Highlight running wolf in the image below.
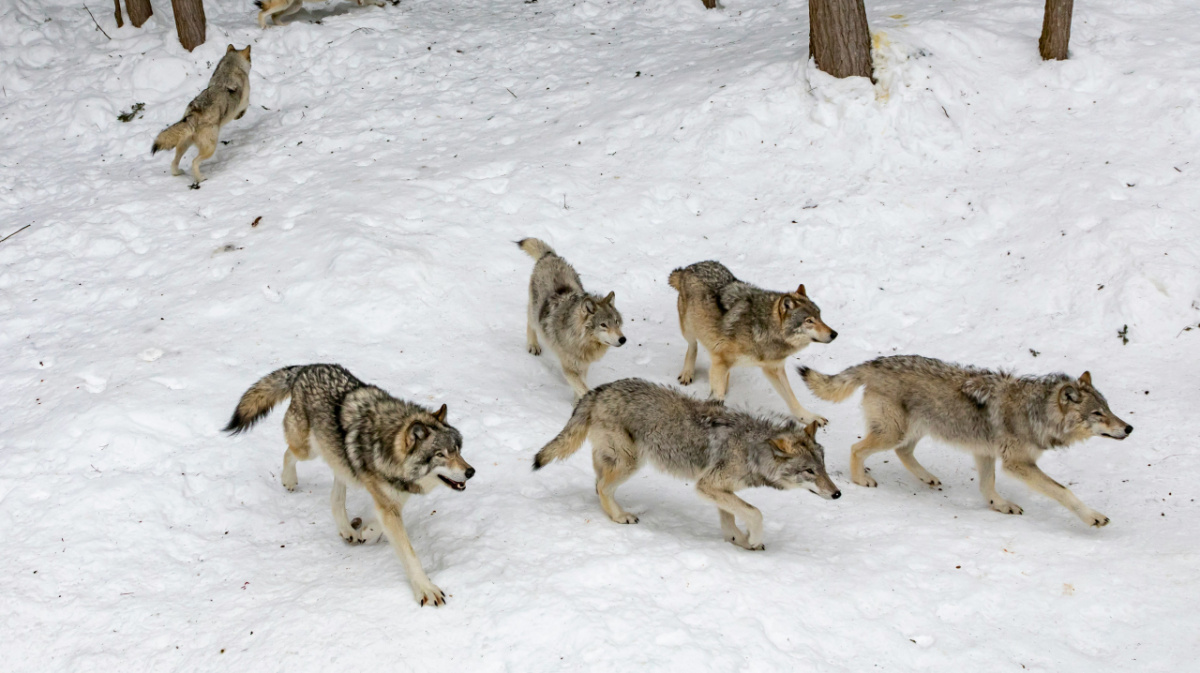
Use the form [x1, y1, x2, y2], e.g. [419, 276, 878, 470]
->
[518, 238, 626, 399]
[532, 378, 840, 550]
[152, 45, 251, 187]
[668, 261, 837, 425]
[800, 356, 1133, 527]
[224, 364, 474, 606]
[255, 0, 386, 29]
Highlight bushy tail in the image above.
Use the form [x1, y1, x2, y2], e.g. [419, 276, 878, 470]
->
[532, 390, 597, 470]
[151, 118, 194, 155]
[667, 267, 685, 291]
[224, 366, 304, 434]
[517, 238, 555, 261]
[798, 365, 865, 403]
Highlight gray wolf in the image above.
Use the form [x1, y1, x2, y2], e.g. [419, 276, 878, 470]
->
[224, 364, 474, 606]
[152, 45, 251, 187]
[518, 238, 625, 400]
[669, 261, 837, 425]
[532, 378, 840, 550]
[256, 0, 386, 28]
[800, 356, 1133, 527]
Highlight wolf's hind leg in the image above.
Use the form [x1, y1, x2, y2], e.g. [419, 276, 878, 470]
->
[526, 305, 541, 355]
[592, 430, 640, 524]
[894, 439, 940, 487]
[849, 431, 901, 488]
[170, 141, 191, 176]
[281, 406, 311, 491]
[975, 455, 1022, 514]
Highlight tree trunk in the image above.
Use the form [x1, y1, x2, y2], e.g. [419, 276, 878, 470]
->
[172, 0, 207, 52]
[125, 0, 152, 28]
[114, 0, 124, 28]
[809, 0, 873, 80]
[1039, 0, 1073, 61]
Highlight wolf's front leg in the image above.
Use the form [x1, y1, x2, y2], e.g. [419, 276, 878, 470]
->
[761, 364, 827, 427]
[1003, 460, 1107, 527]
[697, 481, 764, 550]
[718, 509, 749, 548]
[975, 455, 1022, 514]
[367, 488, 446, 606]
[563, 365, 589, 401]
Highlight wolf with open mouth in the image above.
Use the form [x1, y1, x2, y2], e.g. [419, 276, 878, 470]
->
[224, 363, 474, 607]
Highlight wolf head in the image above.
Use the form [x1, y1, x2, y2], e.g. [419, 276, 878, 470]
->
[226, 44, 251, 65]
[583, 291, 626, 347]
[1055, 371, 1133, 443]
[775, 285, 837, 347]
[766, 421, 841, 499]
[395, 404, 475, 492]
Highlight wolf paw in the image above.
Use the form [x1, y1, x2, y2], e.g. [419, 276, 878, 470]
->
[610, 512, 639, 524]
[188, 182, 201, 190]
[528, 344, 541, 356]
[804, 414, 829, 428]
[733, 538, 764, 551]
[1082, 510, 1110, 528]
[989, 499, 1023, 515]
[171, 166, 183, 176]
[281, 475, 298, 492]
[922, 476, 942, 488]
[412, 581, 446, 607]
[853, 472, 878, 488]
[678, 371, 694, 386]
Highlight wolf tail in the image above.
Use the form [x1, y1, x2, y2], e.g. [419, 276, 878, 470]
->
[151, 118, 195, 155]
[667, 267, 686, 291]
[516, 237, 555, 261]
[532, 390, 598, 470]
[798, 364, 865, 403]
[223, 366, 305, 434]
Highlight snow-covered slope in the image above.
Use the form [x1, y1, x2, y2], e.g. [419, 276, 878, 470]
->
[2, 0, 1198, 670]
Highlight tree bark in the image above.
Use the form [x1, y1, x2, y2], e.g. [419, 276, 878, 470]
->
[114, 0, 124, 28]
[809, 0, 873, 80]
[125, 0, 152, 28]
[172, 0, 207, 52]
[1039, 0, 1073, 61]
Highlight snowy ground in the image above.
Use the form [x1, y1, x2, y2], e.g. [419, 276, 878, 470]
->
[3, 0, 1199, 669]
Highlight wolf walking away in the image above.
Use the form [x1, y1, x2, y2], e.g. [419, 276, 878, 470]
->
[532, 378, 839, 550]
[668, 261, 837, 425]
[224, 364, 474, 606]
[152, 45, 251, 188]
[256, 0, 387, 29]
[518, 238, 626, 400]
[800, 356, 1133, 527]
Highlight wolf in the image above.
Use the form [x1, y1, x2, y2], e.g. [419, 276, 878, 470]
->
[255, 0, 387, 29]
[668, 261, 837, 425]
[224, 364, 474, 606]
[152, 45, 251, 188]
[518, 238, 626, 400]
[800, 356, 1133, 527]
[532, 378, 840, 550]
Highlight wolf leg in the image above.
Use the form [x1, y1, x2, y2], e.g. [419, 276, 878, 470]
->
[761, 363, 827, 426]
[563, 365, 589, 401]
[849, 431, 901, 488]
[678, 338, 698, 385]
[366, 486, 446, 606]
[592, 430, 640, 524]
[1003, 460, 1108, 527]
[170, 141, 191, 176]
[526, 305, 541, 355]
[280, 407, 311, 491]
[975, 455, 1022, 514]
[696, 481, 764, 550]
[894, 439, 940, 487]
[189, 127, 217, 185]
[708, 354, 731, 401]
[718, 509, 749, 548]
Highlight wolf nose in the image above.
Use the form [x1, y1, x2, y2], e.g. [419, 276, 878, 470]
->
[465, 467, 475, 479]
[1124, 425, 1133, 435]
[618, 336, 626, 345]
[831, 490, 841, 500]
[828, 331, 838, 341]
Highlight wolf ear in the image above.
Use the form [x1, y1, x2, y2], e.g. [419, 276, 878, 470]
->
[795, 284, 807, 297]
[409, 422, 430, 445]
[1079, 371, 1092, 386]
[804, 421, 818, 438]
[226, 44, 236, 53]
[770, 437, 795, 455]
[602, 291, 615, 305]
[583, 299, 596, 315]
[432, 404, 447, 423]
[1059, 384, 1081, 405]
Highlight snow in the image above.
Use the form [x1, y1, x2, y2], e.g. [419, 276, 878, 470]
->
[2, 0, 1199, 670]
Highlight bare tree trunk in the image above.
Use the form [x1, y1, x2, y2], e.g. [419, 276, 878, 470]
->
[1039, 0, 1073, 61]
[172, 0, 207, 52]
[701, 0, 719, 8]
[114, 0, 124, 28]
[126, 0, 152, 27]
[809, 0, 873, 80]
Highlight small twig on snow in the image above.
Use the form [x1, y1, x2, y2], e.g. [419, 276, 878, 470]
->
[506, 88, 517, 98]
[84, 5, 112, 39]
[0, 224, 32, 245]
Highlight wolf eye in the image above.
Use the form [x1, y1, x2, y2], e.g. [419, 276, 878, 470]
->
[600, 323, 608, 328]
[802, 469, 815, 476]
[1091, 411, 1104, 417]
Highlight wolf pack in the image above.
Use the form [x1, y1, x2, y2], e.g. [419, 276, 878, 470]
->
[154, 7, 1132, 609]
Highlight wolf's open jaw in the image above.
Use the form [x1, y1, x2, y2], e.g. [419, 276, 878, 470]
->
[439, 475, 466, 491]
